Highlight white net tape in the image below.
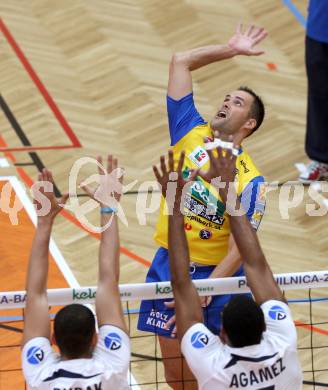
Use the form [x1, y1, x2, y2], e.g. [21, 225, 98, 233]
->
[1, 270, 328, 309]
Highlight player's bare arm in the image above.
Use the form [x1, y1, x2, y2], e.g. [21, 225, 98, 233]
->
[22, 170, 69, 346]
[198, 137, 284, 305]
[153, 151, 203, 340]
[208, 235, 241, 280]
[81, 155, 127, 334]
[168, 23, 268, 100]
[163, 234, 241, 337]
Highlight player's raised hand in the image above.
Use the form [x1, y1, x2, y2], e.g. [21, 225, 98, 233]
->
[80, 155, 124, 207]
[153, 150, 197, 213]
[228, 23, 268, 56]
[198, 133, 238, 203]
[153, 150, 186, 195]
[33, 169, 69, 221]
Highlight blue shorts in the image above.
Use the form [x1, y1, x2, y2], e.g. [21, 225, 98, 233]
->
[137, 247, 246, 338]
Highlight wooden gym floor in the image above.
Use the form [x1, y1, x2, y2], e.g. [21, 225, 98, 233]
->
[0, 0, 327, 388]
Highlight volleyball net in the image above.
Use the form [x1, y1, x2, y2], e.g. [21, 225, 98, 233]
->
[1, 270, 328, 389]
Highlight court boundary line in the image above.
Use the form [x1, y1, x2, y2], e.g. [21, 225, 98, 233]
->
[0, 94, 62, 197]
[0, 17, 81, 151]
[0, 176, 79, 287]
[282, 0, 306, 28]
[0, 134, 151, 268]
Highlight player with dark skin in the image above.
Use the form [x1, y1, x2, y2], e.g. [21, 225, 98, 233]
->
[152, 137, 301, 389]
[153, 144, 284, 340]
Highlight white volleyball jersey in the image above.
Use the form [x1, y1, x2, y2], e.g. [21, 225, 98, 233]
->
[22, 325, 130, 390]
[181, 300, 302, 389]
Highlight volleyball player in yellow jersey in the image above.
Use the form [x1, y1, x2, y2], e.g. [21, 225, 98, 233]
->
[137, 23, 268, 389]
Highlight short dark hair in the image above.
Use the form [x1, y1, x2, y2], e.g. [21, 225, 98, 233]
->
[222, 295, 266, 347]
[238, 86, 265, 133]
[54, 304, 96, 359]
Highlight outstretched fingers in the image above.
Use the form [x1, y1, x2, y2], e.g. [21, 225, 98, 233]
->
[96, 155, 104, 175]
[207, 148, 217, 167]
[168, 150, 174, 172]
[160, 155, 167, 177]
[246, 24, 255, 37]
[108, 154, 118, 174]
[225, 147, 233, 161]
[216, 145, 223, 161]
[59, 193, 69, 206]
[251, 26, 265, 39]
[153, 164, 162, 183]
[41, 168, 50, 184]
[106, 155, 112, 173]
[177, 151, 185, 174]
[41, 169, 55, 195]
[47, 170, 54, 184]
[252, 29, 268, 45]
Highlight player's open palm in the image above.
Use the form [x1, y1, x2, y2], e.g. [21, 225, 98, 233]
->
[153, 151, 185, 194]
[153, 151, 197, 213]
[198, 133, 237, 203]
[80, 155, 124, 207]
[228, 23, 268, 56]
[33, 169, 69, 220]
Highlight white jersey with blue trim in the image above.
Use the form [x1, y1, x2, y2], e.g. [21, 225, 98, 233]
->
[22, 325, 130, 390]
[181, 300, 302, 389]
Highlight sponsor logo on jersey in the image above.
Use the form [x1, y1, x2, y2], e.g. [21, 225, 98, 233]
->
[145, 309, 169, 330]
[27, 346, 44, 365]
[189, 146, 209, 168]
[184, 193, 225, 226]
[182, 167, 226, 226]
[240, 159, 250, 174]
[199, 229, 212, 239]
[104, 332, 122, 350]
[268, 305, 287, 320]
[191, 331, 209, 349]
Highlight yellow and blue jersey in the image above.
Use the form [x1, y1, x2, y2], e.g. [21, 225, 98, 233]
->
[154, 93, 266, 265]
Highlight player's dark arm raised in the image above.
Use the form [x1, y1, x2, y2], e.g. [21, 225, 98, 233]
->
[228, 206, 284, 305]
[198, 141, 285, 305]
[153, 151, 203, 340]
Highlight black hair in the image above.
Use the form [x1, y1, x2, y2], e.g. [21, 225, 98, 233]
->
[238, 86, 265, 133]
[54, 304, 96, 359]
[222, 295, 266, 347]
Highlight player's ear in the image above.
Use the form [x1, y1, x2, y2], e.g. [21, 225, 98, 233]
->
[243, 118, 256, 136]
[51, 333, 57, 346]
[91, 331, 98, 347]
[219, 327, 228, 345]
